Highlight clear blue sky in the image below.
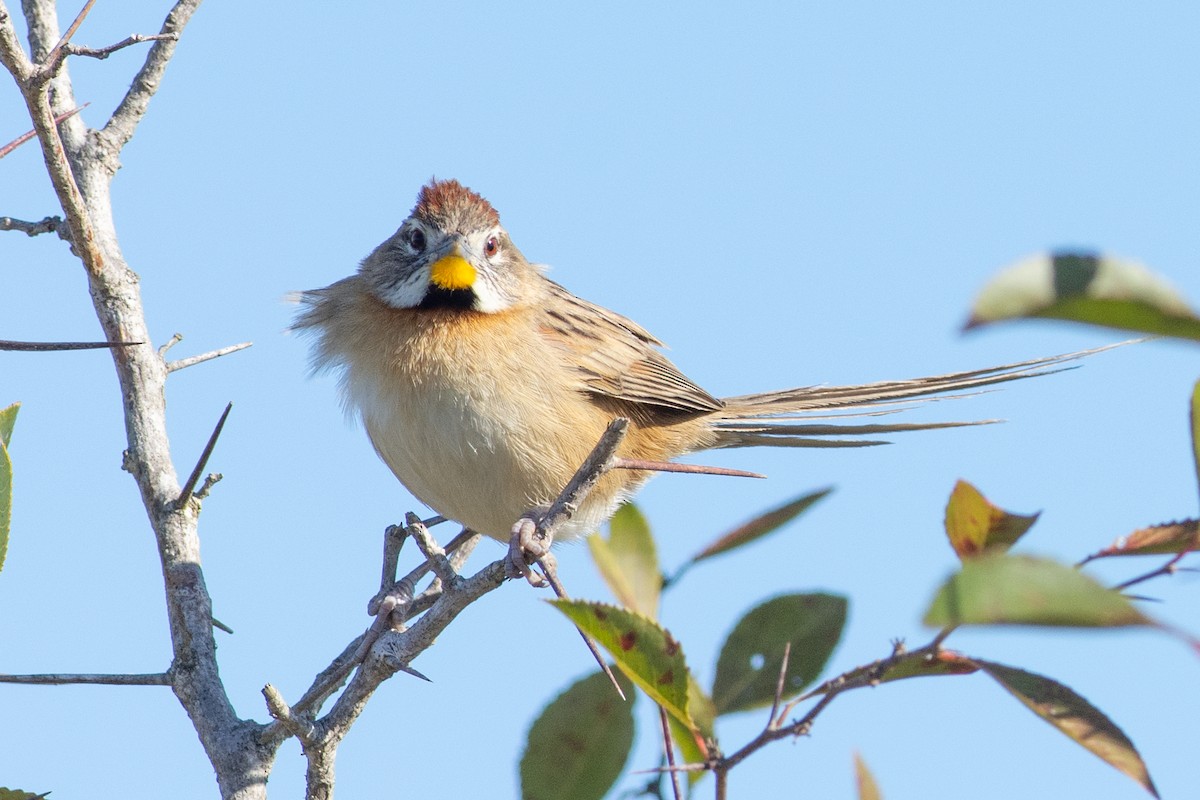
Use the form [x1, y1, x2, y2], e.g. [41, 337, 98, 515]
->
[3, 3, 1199, 798]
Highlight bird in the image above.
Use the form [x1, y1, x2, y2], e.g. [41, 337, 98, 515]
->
[294, 178, 1082, 580]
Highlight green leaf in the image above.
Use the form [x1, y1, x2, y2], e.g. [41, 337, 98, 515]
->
[667, 676, 715, 786]
[944, 479, 1039, 560]
[0, 402, 18, 448]
[0, 437, 11, 576]
[854, 752, 882, 800]
[520, 669, 635, 800]
[924, 555, 1151, 628]
[977, 660, 1159, 797]
[0, 790, 51, 800]
[689, 488, 831, 565]
[803, 648, 979, 698]
[1083, 519, 1200, 560]
[965, 251, 1200, 340]
[712, 593, 847, 715]
[550, 599, 692, 731]
[587, 503, 661, 616]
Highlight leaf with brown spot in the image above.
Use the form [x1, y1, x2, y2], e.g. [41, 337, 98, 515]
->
[944, 479, 1039, 560]
[977, 660, 1159, 797]
[520, 669, 635, 800]
[550, 599, 693, 732]
[1084, 519, 1200, 560]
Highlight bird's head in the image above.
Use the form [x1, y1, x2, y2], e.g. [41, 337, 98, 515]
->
[359, 179, 537, 313]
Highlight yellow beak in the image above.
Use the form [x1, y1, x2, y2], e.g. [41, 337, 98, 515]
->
[429, 250, 477, 291]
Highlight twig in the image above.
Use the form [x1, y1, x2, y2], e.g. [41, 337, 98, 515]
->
[194, 472, 222, 500]
[659, 706, 684, 800]
[177, 402, 232, 507]
[614, 457, 765, 479]
[40, 0, 96, 78]
[157, 332, 183, 357]
[1113, 550, 1190, 591]
[0, 215, 67, 236]
[0, 339, 139, 351]
[0, 671, 171, 685]
[262, 683, 317, 745]
[166, 341, 252, 373]
[768, 642, 792, 729]
[64, 32, 178, 61]
[0, 102, 86, 158]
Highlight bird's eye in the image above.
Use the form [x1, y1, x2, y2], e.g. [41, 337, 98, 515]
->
[484, 236, 500, 257]
[407, 228, 427, 253]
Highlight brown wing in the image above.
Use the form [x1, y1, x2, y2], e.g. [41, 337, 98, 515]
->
[538, 280, 723, 415]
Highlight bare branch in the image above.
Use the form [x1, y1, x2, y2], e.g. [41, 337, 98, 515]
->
[0, 671, 171, 686]
[39, 0, 97, 79]
[102, 0, 205, 151]
[659, 706, 684, 800]
[0, 339, 139, 351]
[194, 472, 222, 500]
[0, 215, 69, 237]
[262, 684, 316, 745]
[158, 332, 184, 357]
[166, 341, 253, 373]
[178, 402, 232, 507]
[64, 32, 178, 61]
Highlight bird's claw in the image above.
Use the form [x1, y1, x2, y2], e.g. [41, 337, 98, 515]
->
[506, 515, 551, 587]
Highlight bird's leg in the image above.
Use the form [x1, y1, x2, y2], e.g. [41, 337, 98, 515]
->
[506, 508, 553, 587]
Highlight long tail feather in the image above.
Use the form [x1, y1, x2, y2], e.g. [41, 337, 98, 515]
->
[711, 342, 1127, 448]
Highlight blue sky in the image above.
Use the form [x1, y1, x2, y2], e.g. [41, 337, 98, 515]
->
[3, 2, 1199, 798]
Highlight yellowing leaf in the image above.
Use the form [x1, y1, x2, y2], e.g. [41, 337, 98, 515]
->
[1083, 520, 1200, 560]
[978, 661, 1159, 797]
[550, 599, 692, 732]
[689, 487, 831, 565]
[854, 752, 882, 800]
[520, 669, 635, 800]
[712, 593, 846, 715]
[587, 503, 661, 616]
[966, 251, 1200, 341]
[924, 555, 1151, 628]
[944, 479, 1039, 560]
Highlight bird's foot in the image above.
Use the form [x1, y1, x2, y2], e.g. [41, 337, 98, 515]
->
[506, 513, 553, 587]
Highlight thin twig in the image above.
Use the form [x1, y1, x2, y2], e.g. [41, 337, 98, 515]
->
[194, 472, 222, 500]
[1113, 550, 1190, 591]
[40, 0, 96, 78]
[0, 339, 140, 351]
[0, 102, 86, 158]
[0, 215, 67, 236]
[768, 642, 792, 729]
[0, 672, 171, 685]
[262, 683, 317, 745]
[64, 32, 178, 60]
[613, 457, 765, 479]
[157, 332, 183, 357]
[659, 706, 684, 800]
[166, 341, 252, 373]
[177, 402, 232, 507]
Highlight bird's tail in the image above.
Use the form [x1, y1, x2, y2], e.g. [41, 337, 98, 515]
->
[708, 343, 1124, 449]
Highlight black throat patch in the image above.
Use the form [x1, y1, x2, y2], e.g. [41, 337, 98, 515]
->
[418, 286, 477, 310]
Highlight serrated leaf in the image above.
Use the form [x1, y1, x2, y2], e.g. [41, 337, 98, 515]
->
[550, 599, 692, 731]
[0, 438, 11, 575]
[803, 648, 979, 698]
[854, 752, 882, 800]
[521, 669, 635, 800]
[977, 660, 1159, 797]
[712, 593, 847, 715]
[690, 487, 831, 564]
[1084, 520, 1200, 560]
[587, 503, 661, 616]
[0, 403, 18, 448]
[924, 555, 1151, 628]
[944, 479, 1039, 560]
[966, 251, 1200, 340]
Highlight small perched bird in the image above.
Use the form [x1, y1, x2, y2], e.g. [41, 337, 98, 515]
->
[295, 179, 1073, 577]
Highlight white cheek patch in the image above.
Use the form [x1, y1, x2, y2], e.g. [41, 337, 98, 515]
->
[375, 267, 432, 309]
[470, 273, 513, 313]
